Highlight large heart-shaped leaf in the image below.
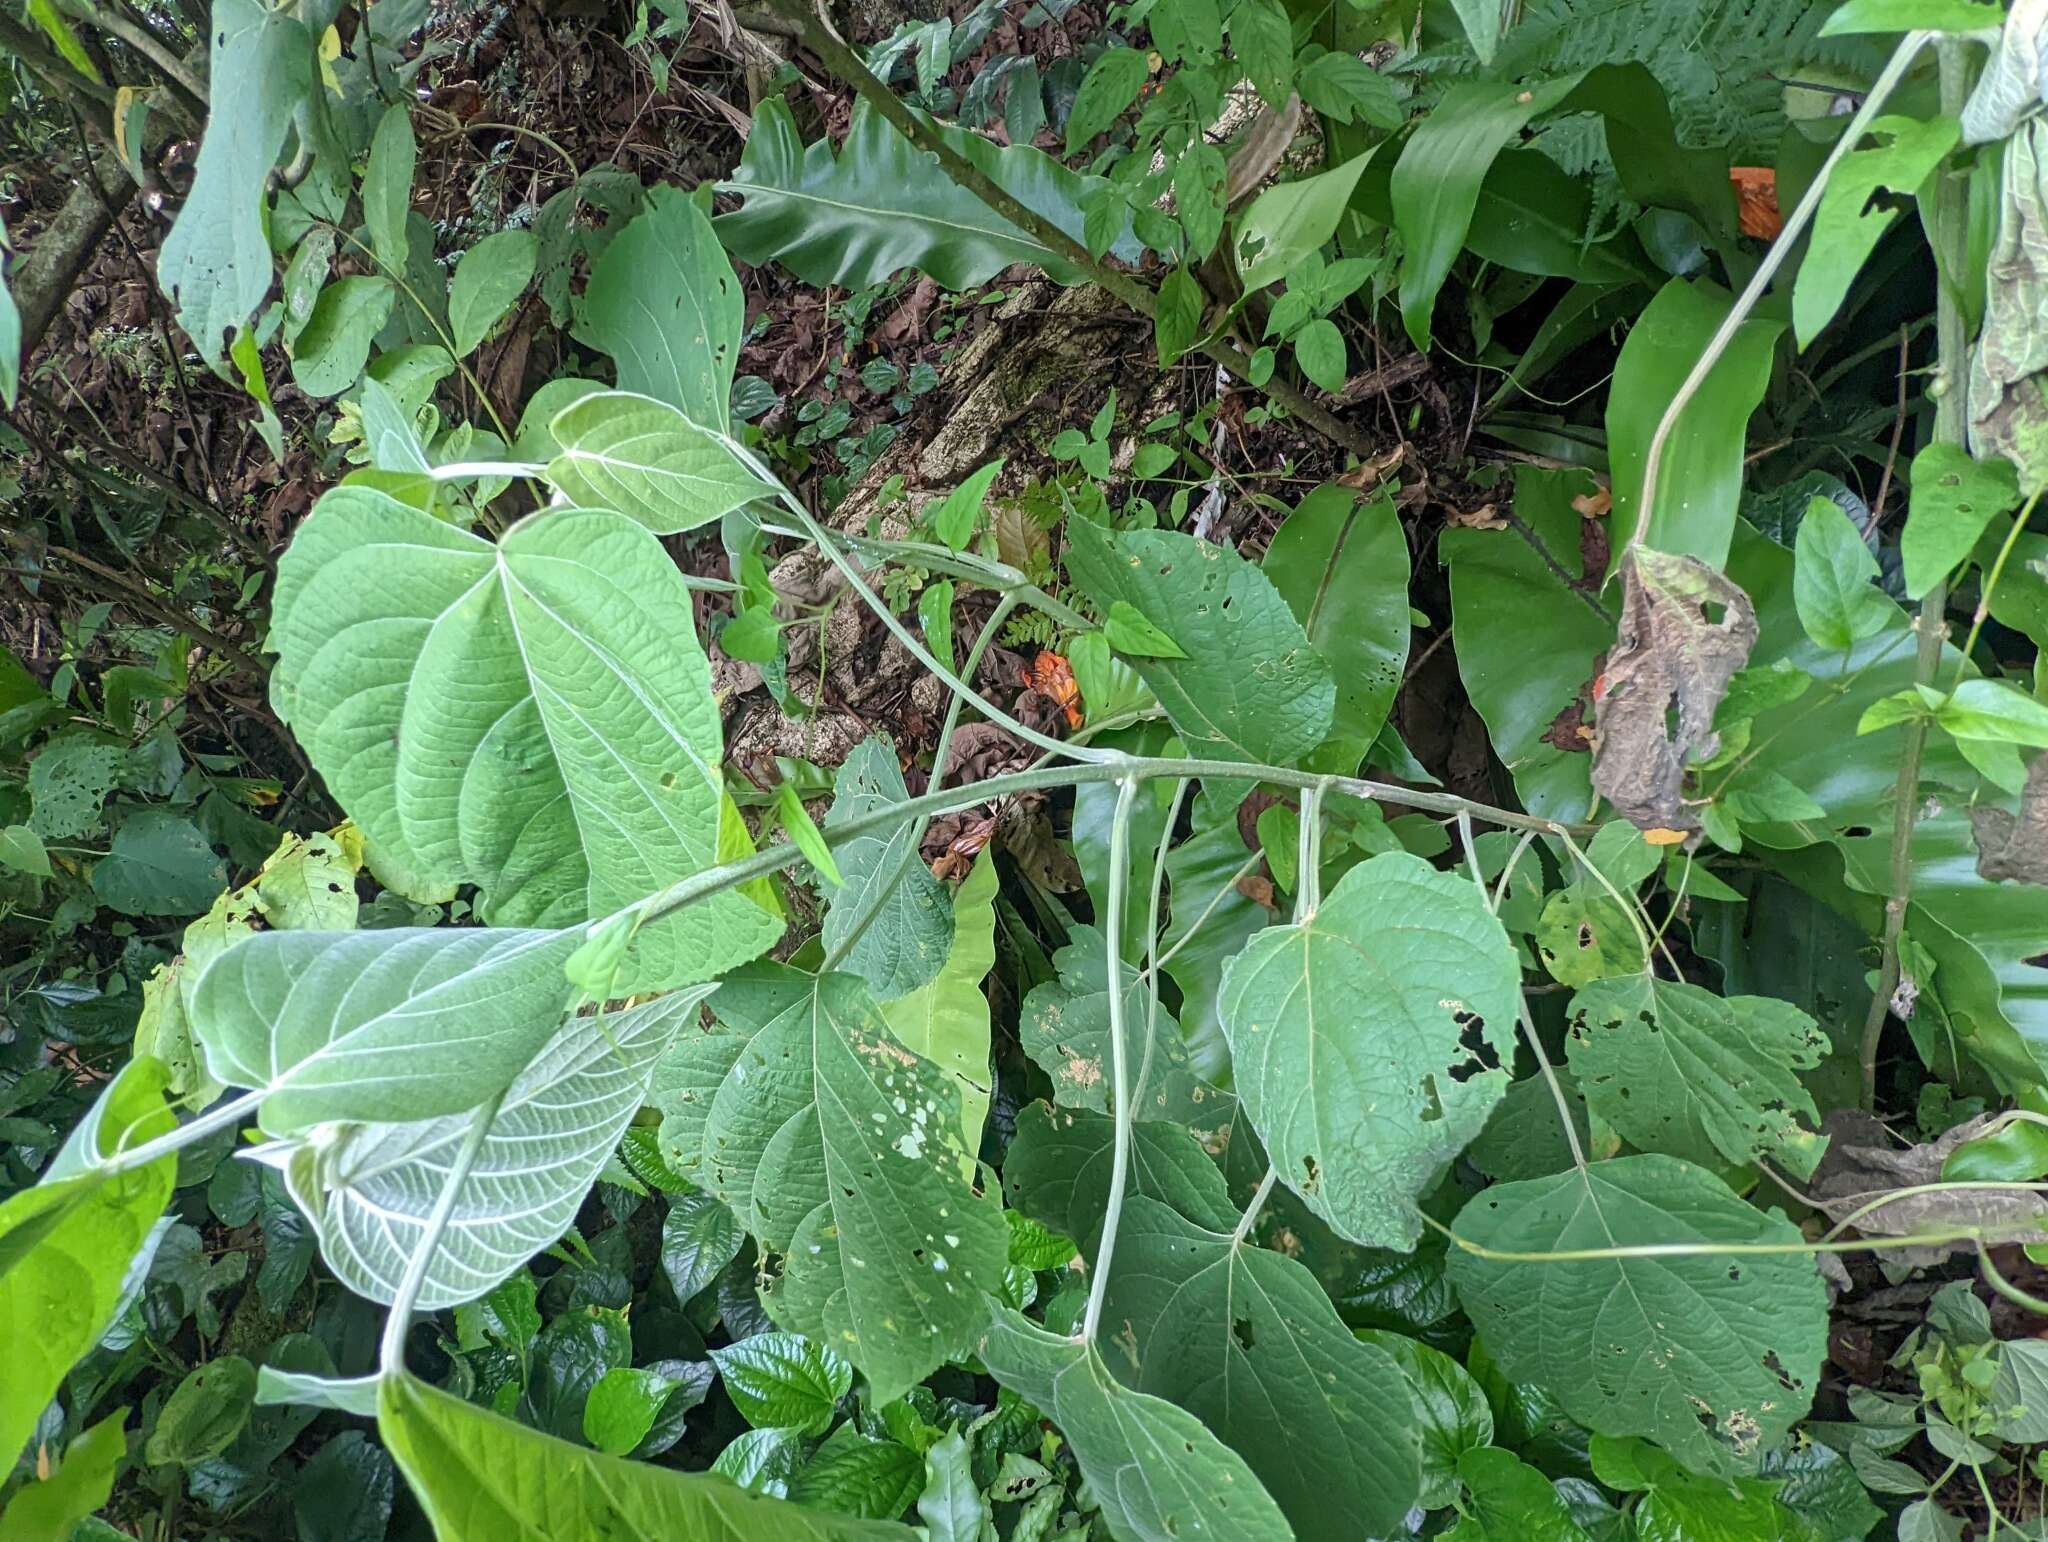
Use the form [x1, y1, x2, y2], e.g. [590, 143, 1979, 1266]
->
[268, 988, 711, 1307]
[545, 391, 773, 534]
[1220, 851, 1521, 1248]
[191, 926, 580, 1135]
[268, 488, 779, 992]
[656, 963, 1007, 1404]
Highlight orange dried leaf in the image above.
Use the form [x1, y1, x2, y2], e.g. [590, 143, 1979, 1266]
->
[1572, 486, 1612, 519]
[1730, 167, 1782, 240]
[1643, 827, 1690, 846]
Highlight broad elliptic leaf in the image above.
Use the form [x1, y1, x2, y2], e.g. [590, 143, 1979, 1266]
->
[880, 853, 997, 1156]
[575, 186, 744, 432]
[1219, 851, 1520, 1249]
[290, 277, 398, 398]
[710, 1332, 852, 1435]
[190, 925, 580, 1135]
[976, 1306, 1292, 1542]
[1567, 976, 1831, 1179]
[1062, 521, 1334, 767]
[1263, 485, 1410, 767]
[717, 99, 1139, 292]
[822, 737, 954, 1002]
[915, 1431, 993, 1542]
[1793, 498, 1892, 652]
[1104, 1197, 1423, 1537]
[1354, 1330, 1493, 1509]
[451, 229, 539, 358]
[155, 0, 312, 360]
[670, 965, 1007, 1404]
[1454, 1447, 1594, 1541]
[0, 1058, 176, 1472]
[379, 1374, 912, 1540]
[1002, 1102, 1237, 1257]
[545, 391, 775, 533]
[663, 1189, 744, 1305]
[91, 809, 227, 916]
[365, 104, 417, 273]
[268, 989, 709, 1307]
[1447, 1154, 1828, 1477]
[1794, 116, 1960, 346]
[1902, 442, 2022, 599]
[268, 488, 780, 991]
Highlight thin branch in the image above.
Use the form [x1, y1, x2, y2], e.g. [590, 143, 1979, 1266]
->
[380, 1095, 505, 1376]
[1081, 775, 1139, 1346]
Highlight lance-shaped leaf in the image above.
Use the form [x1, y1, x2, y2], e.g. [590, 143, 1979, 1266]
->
[977, 1306, 1292, 1542]
[268, 488, 779, 992]
[1102, 1196, 1423, 1536]
[190, 926, 580, 1135]
[880, 853, 998, 1155]
[1002, 1102, 1237, 1256]
[665, 963, 1007, 1403]
[1567, 976, 1831, 1180]
[716, 98, 1137, 292]
[545, 391, 774, 534]
[821, 737, 953, 1002]
[1062, 521, 1334, 767]
[1447, 1155, 1828, 1477]
[1219, 851, 1520, 1249]
[267, 988, 711, 1308]
[2, 1058, 177, 1471]
[379, 1374, 914, 1540]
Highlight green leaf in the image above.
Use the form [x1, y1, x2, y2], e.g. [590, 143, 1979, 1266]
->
[292, 1431, 397, 1541]
[1445, 0, 1508, 62]
[791, 1437, 924, 1519]
[1567, 976, 1831, 1179]
[1534, 885, 1647, 988]
[366, 104, 418, 273]
[1935, 678, 2048, 745]
[1230, 0, 1294, 107]
[718, 98, 1137, 292]
[1001, 1102, 1237, 1257]
[191, 925, 579, 1133]
[1902, 444, 2023, 598]
[1237, 154, 1375, 295]
[451, 229, 538, 358]
[917, 582, 955, 673]
[269, 489, 779, 990]
[1454, 1447, 1592, 1540]
[1598, 1438, 1801, 1539]
[1062, 522, 1334, 766]
[291, 277, 398, 398]
[1354, 1330, 1492, 1509]
[1822, 0, 2003, 34]
[1608, 279, 1782, 567]
[1065, 45, 1151, 153]
[1297, 52, 1404, 128]
[0, 823, 50, 877]
[358, 376, 432, 476]
[880, 852, 998, 1156]
[379, 1373, 913, 1538]
[930, 459, 1003, 552]
[1264, 485, 1409, 763]
[147, 1356, 256, 1466]
[723, 606, 784, 664]
[575, 186, 743, 431]
[1106, 1198, 1422, 1536]
[156, 0, 311, 360]
[1795, 116, 1960, 346]
[1220, 851, 1520, 1248]
[1150, 0, 1220, 61]
[976, 1305, 1292, 1542]
[1293, 318, 1347, 391]
[1155, 267, 1204, 367]
[1447, 1154, 1828, 1477]
[915, 1431, 994, 1542]
[1173, 143, 1228, 259]
[0, 1408, 124, 1540]
[710, 1333, 853, 1434]
[780, 782, 845, 888]
[822, 737, 953, 999]
[266, 989, 708, 1305]
[662, 1188, 743, 1305]
[546, 390, 777, 533]
[91, 809, 226, 916]
[0, 1057, 176, 1471]
[23, 0, 101, 82]
[1103, 600, 1188, 659]
[670, 967, 1008, 1403]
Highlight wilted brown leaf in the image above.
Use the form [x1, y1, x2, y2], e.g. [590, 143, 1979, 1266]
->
[1571, 485, 1612, 519]
[1969, 120, 2048, 491]
[1591, 549, 1759, 832]
[1971, 752, 2048, 884]
[1809, 1109, 2048, 1264]
[1445, 502, 1507, 530]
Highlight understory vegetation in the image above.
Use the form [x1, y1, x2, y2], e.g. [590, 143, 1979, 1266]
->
[7, 0, 2048, 1536]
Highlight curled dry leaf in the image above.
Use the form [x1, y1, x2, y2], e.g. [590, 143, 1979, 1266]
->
[1445, 502, 1507, 530]
[1591, 548, 1759, 833]
[1969, 121, 2048, 491]
[1808, 1110, 2048, 1265]
[1971, 752, 2048, 884]
[1571, 485, 1612, 519]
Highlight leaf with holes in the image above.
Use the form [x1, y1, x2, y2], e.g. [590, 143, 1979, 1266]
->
[1447, 1155, 1828, 1477]
[1219, 851, 1520, 1249]
[267, 487, 780, 992]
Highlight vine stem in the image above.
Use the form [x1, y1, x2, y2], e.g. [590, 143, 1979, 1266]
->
[1080, 777, 1140, 1347]
[379, 1094, 505, 1377]
[1628, 29, 1932, 558]
[1860, 37, 1974, 1110]
[1231, 1168, 1279, 1247]
[1134, 778, 1191, 1114]
[93, 1088, 266, 1177]
[1954, 484, 2045, 681]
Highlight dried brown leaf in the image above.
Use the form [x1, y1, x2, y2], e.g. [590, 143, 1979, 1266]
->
[1808, 1110, 2048, 1264]
[1971, 752, 2048, 884]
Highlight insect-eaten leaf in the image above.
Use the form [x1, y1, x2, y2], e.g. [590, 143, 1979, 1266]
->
[1592, 548, 1759, 833]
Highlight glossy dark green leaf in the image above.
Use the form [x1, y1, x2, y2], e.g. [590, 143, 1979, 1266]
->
[1002, 1101, 1237, 1257]
[146, 1356, 256, 1465]
[790, 1436, 924, 1519]
[710, 1333, 851, 1435]
[1352, 1329, 1487, 1509]
[90, 810, 226, 916]
[1455, 1447, 1593, 1541]
[663, 1189, 744, 1305]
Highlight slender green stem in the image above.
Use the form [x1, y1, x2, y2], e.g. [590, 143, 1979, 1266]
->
[1144, 849, 1262, 984]
[756, 522, 1092, 629]
[1861, 36, 1974, 1111]
[95, 1089, 265, 1177]
[1231, 1168, 1279, 1247]
[1135, 778, 1191, 1114]
[1954, 485, 2044, 682]
[379, 1094, 504, 1376]
[1081, 777, 1140, 1347]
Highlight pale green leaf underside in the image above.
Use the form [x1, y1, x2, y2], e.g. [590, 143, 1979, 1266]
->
[273, 987, 711, 1308]
[1447, 1153, 1829, 1477]
[977, 1306, 1292, 1542]
[191, 925, 580, 1135]
[545, 391, 773, 533]
[673, 964, 1008, 1403]
[379, 1374, 913, 1540]
[879, 852, 997, 1156]
[267, 487, 779, 992]
[822, 736, 954, 1002]
[1105, 1196, 1423, 1537]
[1220, 851, 1521, 1248]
